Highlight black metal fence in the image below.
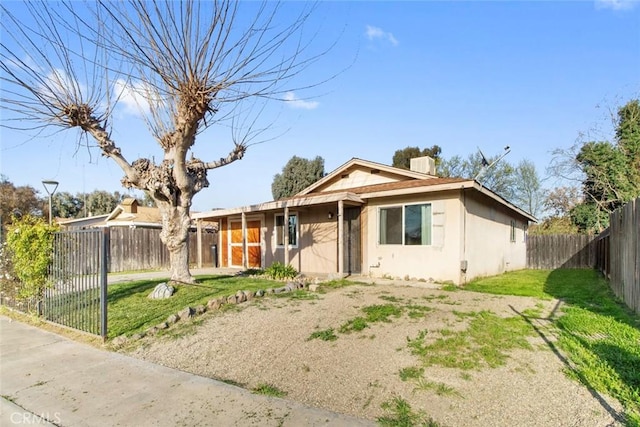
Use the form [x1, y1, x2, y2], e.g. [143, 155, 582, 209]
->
[44, 229, 108, 338]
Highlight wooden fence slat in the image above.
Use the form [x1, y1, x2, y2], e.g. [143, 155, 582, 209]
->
[592, 197, 640, 315]
[526, 234, 597, 270]
[106, 227, 217, 273]
[528, 197, 639, 315]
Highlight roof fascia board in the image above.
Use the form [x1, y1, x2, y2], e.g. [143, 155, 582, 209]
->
[58, 214, 110, 225]
[106, 206, 124, 221]
[106, 221, 163, 228]
[360, 180, 536, 222]
[472, 182, 538, 222]
[192, 192, 363, 219]
[359, 181, 475, 200]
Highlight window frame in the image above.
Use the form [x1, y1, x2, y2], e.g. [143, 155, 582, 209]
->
[275, 213, 299, 248]
[510, 220, 516, 243]
[378, 202, 433, 246]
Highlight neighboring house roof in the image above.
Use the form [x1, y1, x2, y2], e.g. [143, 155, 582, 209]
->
[106, 198, 164, 228]
[57, 214, 110, 229]
[59, 198, 218, 230]
[193, 158, 537, 222]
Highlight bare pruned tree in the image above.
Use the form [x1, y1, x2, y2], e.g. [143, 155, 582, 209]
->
[1, 0, 335, 283]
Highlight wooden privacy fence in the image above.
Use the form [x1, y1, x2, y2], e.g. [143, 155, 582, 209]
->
[599, 198, 640, 315]
[108, 227, 217, 272]
[526, 234, 597, 269]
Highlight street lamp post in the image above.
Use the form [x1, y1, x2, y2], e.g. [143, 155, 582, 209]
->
[42, 180, 59, 225]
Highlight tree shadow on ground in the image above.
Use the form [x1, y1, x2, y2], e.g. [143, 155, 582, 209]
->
[511, 268, 640, 424]
[543, 268, 640, 330]
[510, 303, 628, 424]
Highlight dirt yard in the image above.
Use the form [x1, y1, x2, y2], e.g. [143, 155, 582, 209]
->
[124, 282, 624, 426]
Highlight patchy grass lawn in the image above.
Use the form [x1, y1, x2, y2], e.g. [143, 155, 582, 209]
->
[465, 269, 640, 427]
[107, 275, 276, 338]
[107, 276, 358, 339]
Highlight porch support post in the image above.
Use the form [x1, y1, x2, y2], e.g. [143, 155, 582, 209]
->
[284, 206, 290, 266]
[196, 219, 202, 268]
[241, 211, 248, 270]
[338, 200, 344, 276]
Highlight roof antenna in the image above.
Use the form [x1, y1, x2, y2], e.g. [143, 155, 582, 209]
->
[474, 145, 511, 182]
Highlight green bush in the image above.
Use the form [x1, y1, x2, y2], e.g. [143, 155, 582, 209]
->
[264, 262, 297, 280]
[5, 215, 57, 299]
[0, 241, 20, 298]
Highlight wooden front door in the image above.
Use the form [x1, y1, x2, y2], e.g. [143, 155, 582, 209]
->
[229, 219, 261, 268]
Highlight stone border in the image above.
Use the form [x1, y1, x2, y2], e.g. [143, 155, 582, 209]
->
[110, 278, 321, 348]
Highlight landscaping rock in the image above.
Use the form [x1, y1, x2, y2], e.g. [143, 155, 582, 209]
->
[195, 305, 206, 315]
[308, 284, 319, 292]
[167, 314, 180, 324]
[178, 306, 195, 320]
[227, 295, 237, 304]
[131, 332, 146, 340]
[148, 282, 175, 299]
[156, 321, 168, 330]
[236, 291, 247, 303]
[207, 299, 221, 310]
[285, 281, 296, 291]
[243, 290, 255, 301]
[266, 288, 275, 294]
[255, 289, 265, 297]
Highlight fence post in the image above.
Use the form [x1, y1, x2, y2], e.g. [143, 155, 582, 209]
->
[100, 227, 109, 340]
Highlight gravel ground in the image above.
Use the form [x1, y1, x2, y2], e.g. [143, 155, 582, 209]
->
[125, 283, 624, 426]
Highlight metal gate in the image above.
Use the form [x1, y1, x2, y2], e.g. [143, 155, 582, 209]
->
[45, 229, 108, 338]
[343, 207, 362, 274]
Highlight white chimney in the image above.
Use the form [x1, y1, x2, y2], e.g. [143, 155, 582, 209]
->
[410, 156, 436, 175]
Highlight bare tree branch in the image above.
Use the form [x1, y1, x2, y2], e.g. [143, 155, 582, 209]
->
[1, 0, 339, 282]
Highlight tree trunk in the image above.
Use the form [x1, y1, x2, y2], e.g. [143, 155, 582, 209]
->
[158, 203, 194, 284]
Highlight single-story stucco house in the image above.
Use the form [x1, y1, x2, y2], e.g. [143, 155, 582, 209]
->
[192, 157, 536, 284]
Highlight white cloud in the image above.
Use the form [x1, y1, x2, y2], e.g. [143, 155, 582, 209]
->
[40, 68, 87, 102]
[284, 91, 319, 110]
[595, 0, 637, 10]
[114, 79, 156, 117]
[365, 25, 399, 46]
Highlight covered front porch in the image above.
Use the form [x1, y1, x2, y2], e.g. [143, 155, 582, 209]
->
[192, 192, 364, 277]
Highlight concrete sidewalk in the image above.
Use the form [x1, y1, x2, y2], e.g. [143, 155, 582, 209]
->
[0, 317, 374, 426]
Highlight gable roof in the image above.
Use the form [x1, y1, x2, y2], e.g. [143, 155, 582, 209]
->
[296, 158, 435, 196]
[193, 157, 537, 222]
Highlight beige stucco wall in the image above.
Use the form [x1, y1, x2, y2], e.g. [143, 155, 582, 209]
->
[223, 190, 529, 283]
[363, 191, 464, 284]
[461, 191, 528, 281]
[363, 190, 529, 284]
[263, 208, 338, 274]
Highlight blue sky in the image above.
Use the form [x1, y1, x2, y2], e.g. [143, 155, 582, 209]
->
[1, 0, 639, 212]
